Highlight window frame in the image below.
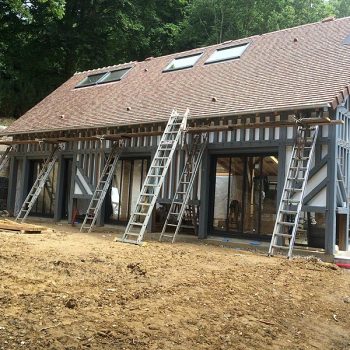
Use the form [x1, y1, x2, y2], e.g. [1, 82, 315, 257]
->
[98, 67, 132, 85]
[163, 52, 203, 72]
[205, 43, 249, 65]
[75, 66, 132, 88]
[75, 72, 108, 88]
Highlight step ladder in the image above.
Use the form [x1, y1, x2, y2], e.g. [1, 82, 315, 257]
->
[0, 145, 14, 173]
[269, 125, 319, 258]
[159, 133, 207, 243]
[80, 141, 124, 232]
[15, 143, 64, 223]
[117, 109, 188, 244]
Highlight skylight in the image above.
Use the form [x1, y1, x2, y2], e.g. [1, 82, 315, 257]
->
[75, 67, 132, 88]
[76, 72, 106, 88]
[164, 53, 202, 72]
[205, 43, 249, 64]
[99, 67, 131, 84]
[343, 34, 350, 45]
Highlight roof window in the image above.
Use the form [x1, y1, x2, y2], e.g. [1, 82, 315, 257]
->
[99, 67, 131, 84]
[163, 53, 202, 72]
[343, 34, 350, 45]
[205, 43, 249, 64]
[76, 67, 131, 88]
[76, 72, 106, 88]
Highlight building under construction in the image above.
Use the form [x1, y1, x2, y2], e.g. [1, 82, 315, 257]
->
[1, 17, 350, 257]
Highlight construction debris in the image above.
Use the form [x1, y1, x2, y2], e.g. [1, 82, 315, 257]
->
[0, 219, 50, 234]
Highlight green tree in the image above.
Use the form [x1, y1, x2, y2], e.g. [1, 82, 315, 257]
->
[330, 0, 350, 18]
[0, 0, 188, 118]
[175, 0, 335, 49]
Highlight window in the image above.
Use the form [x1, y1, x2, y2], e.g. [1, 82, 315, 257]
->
[205, 43, 249, 64]
[163, 53, 202, 72]
[99, 67, 131, 84]
[76, 72, 107, 88]
[343, 34, 350, 45]
[75, 67, 132, 88]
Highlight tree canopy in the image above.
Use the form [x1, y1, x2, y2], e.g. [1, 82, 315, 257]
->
[0, 0, 348, 118]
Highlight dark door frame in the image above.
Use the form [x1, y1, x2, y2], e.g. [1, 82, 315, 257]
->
[208, 150, 279, 240]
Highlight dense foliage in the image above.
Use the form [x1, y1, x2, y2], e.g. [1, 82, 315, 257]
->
[0, 0, 348, 118]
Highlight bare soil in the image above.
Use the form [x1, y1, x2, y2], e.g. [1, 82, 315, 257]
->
[1, 224, 350, 350]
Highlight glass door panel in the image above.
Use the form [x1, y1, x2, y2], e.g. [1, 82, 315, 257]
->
[259, 156, 278, 234]
[213, 157, 230, 231]
[107, 158, 149, 223]
[211, 154, 278, 238]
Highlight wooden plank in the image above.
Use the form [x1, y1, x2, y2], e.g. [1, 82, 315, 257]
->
[0, 219, 49, 233]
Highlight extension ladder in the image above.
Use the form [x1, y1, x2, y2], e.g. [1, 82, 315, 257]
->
[159, 133, 207, 243]
[269, 125, 319, 258]
[117, 109, 188, 244]
[16, 143, 64, 222]
[0, 145, 14, 173]
[80, 141, 124, 232]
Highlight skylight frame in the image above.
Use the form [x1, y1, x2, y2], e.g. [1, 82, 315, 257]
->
[98, 67, 132, 84]
[75, 72, 108, 88]
[205, 43, 249, 65]
[75, 66, 132, 88]
[163, 52, 203, 72]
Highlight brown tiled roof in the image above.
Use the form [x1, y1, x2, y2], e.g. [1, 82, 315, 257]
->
[5, 17, 350, 135]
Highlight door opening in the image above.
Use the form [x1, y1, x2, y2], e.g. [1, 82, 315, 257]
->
[210, 154, 278, 238]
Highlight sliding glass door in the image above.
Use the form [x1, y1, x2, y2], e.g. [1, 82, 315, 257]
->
[211, 154, 278, 237]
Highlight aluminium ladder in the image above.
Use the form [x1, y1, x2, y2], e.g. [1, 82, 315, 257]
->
[15, 143, 64, 223]
[159, 133, 208, 243]
[117, 109, 188, 244]
[80, 141, 124, 233]
[268, 125, 319, 258]
[0, 145, 14, 173]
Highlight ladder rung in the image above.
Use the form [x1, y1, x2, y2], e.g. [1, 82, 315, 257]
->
[129, 222, 144, 226]
[285, 188, 302, 192]
[290, 166, 307, 170]
[139, 202, 151, 206]
[282, 199, 300, 203]
[280, 210, 297, 214]
[162, 234, 175, 238]
[167, 223, 178, 227]
[274, 233, 292, 238]
[124, 232, 140, 236]
[272, 245, 289, 250]
[134, 212, 147, 216]
[293, 157, 309, 161]
[277, 221, 295, 226]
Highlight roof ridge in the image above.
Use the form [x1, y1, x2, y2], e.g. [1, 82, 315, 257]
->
[260, 15, 350, 37]
[74, 61, 137, 75]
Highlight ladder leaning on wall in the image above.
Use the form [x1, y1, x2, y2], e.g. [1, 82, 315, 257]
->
[80, 140, 124, 233]
[116, 109, 188, 245]
[15, 143, 64, 223]
[268, 125, 319, 258]
[159, 132, 208, 243]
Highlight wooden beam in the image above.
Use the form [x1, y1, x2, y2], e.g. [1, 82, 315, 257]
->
[0, 118, 343, 146]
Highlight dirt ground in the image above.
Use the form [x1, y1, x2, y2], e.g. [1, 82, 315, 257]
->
[1, 224, 350, 350]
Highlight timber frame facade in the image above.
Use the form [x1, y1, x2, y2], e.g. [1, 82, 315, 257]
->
[5, 103, 350, 256]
